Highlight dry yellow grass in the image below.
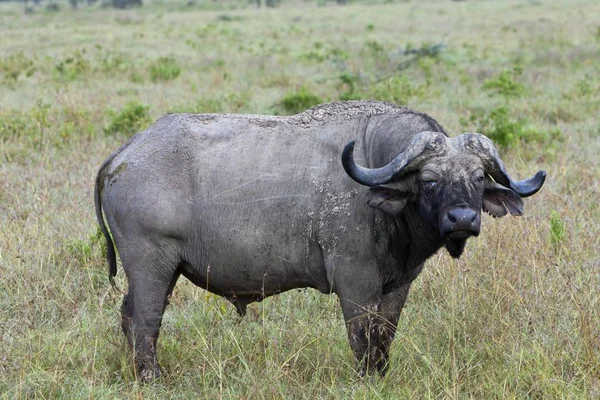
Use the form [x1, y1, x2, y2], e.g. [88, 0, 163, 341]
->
[1, 0, 599, 397]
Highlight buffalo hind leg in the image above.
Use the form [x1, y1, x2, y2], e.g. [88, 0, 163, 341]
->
[121, 258, 180, 382]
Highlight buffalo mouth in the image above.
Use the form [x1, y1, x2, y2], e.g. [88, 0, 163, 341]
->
[443, 229, 479, 258]
[446, 230, 478, 240]
[444, 237, 467, 258]
[439, 207, 481, 242]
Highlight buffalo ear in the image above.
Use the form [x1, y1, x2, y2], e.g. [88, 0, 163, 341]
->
[366, 187, 411, 215]
[483, 180, 524, 218]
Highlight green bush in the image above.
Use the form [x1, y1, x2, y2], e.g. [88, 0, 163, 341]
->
[363, 39, 385, 55]
[299, 50, 326, 63]
[278, 87, 323, 115]
[104, 102, 151, 136]
[95, 47, 128, 74]
[338, 73, 363, 101]
[300, 43, 349, 65]
[482, 67, 526, 98]
[0, 113, 34, 149]
[54, 50, 90, 81]
[461, 106, 562, 148]
[149, 56, 181, 83]
[0, 52, 35, 84]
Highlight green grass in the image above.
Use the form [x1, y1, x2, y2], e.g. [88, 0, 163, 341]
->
[278, 86, 323, 115]
[1, 0, 600, 397]
[149, 56, 181, 83]
[104, 101, 151, 135]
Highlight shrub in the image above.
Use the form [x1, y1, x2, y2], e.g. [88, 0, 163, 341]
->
[364, 39, 385, 55]
[461, 106, 562, 148]
[482, 67, 526, 98]
[481, 106, 523, 147]
[130, 70, 145, 83]
[0, 52, 35, 84]
[149, 56, 181, 83]
[300, 43, 349, 65]
[300, 50, 326, 63]
[104, 102, 151, 136]
[278, 87, 323, 115]
[66, 228, 106, 267]
[0, 113, 33, 140]
[402, 42, 445, 58]
[338, 73, 363, 101]
[95, 47, 128, 74]
[54, 50, 90, 81]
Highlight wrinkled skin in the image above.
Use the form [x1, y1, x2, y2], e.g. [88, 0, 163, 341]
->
[95, 100, 544, 380]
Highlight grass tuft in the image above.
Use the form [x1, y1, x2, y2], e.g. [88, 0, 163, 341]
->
[549, 210, 565, 253]
[149, 56, 182, 83]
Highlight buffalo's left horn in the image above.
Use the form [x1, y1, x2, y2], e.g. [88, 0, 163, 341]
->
[342, 131, 447, 187]
[455, 133, 546, 198]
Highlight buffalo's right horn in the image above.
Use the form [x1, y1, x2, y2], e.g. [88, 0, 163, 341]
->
[455, 133, 546, 197]
[342, 131, 447, 187]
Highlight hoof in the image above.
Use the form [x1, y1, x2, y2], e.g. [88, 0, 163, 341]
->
[137, 366, 161, 383]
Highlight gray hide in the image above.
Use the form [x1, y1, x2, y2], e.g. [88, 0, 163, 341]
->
[94, 100, 545, 381]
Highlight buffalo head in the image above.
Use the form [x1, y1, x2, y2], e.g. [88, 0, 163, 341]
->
[342, 132, 546, 258]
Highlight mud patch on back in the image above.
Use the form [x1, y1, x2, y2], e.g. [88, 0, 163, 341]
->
[107, 162, 128, 187]
[288, 100, 441, 129]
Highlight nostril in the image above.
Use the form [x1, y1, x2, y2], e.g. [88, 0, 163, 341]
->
[469, 211, 477, 223]
[448, 213, 457, 223]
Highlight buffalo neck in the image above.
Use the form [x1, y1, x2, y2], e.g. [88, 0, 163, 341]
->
[380, 202, 445, 287]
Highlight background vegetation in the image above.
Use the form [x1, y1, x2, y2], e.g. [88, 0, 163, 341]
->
[1, 0, 599, 397]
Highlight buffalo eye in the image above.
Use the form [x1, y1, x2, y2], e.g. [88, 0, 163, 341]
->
[421, 170, 439, 188]
[423, 179, 438, 188]
[473, 170, 485, 184]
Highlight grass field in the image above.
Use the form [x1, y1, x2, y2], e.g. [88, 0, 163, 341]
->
[1, 0, 599, 397]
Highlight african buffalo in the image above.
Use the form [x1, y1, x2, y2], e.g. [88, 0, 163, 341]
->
[94, 100, 545, 381]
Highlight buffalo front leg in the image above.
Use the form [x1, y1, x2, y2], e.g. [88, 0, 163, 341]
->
[339, 296, 390, 376]
[338, 282, 413, 376]
[121, 264, 180, 382]
[376, 282, 413, 376]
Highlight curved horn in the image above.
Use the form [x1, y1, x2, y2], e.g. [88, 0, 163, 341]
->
[342, 131, 447, 187]
[455, 133, 546, 198]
